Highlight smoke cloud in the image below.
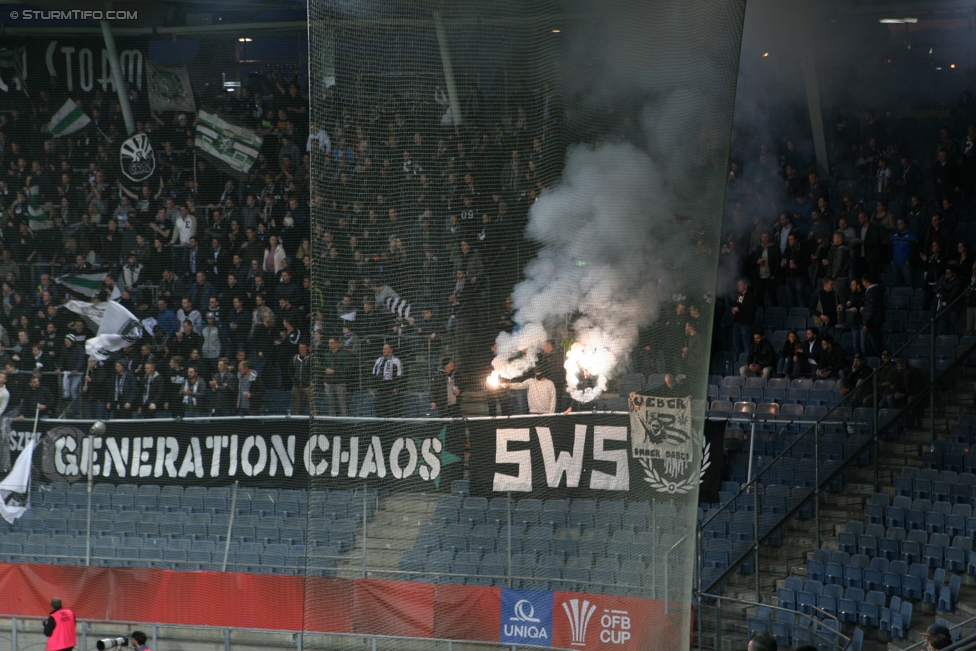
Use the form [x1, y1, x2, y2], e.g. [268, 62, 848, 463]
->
[491, 100, 705, 401]
[489, 0, 741, 402]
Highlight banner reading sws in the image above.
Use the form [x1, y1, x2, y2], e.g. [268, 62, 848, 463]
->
[467, 410, 724, 501]
[31, 419, 461, 490]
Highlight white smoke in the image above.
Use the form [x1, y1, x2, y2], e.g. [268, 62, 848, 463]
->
[490, 102, 702, 401]
[489, 0, 741, 402]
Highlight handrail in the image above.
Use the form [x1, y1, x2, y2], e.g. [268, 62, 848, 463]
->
[900, 613, 976, 651]
[695, 593, 851, 648]
[701, 288, 963, 533]
[702, 336, 976, 593]
[0, 613, 565, 651]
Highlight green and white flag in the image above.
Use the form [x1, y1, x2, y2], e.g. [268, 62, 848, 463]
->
[42, 99, 91, 138]
[195, 110, 263, 179]
[27, 205, 52, 231]
[58, 274, 108, 298]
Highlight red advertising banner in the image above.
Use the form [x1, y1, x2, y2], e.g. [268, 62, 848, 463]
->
[551, 591, 681, 651]
[0, 563, 670, 650]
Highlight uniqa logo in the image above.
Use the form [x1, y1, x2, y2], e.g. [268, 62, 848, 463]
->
[504, 598, 547, 639]
[510, 599, 541, 623]
[562, 599, 596, 646]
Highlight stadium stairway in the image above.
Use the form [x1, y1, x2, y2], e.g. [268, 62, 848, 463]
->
[699, 373, 976, 651]
[333, 493, 436, 580]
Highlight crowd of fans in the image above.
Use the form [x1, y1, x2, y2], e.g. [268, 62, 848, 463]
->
[715, 92, 976, 405]
[0, 61, 566, 419]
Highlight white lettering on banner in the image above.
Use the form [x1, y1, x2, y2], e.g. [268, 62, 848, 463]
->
[537, 424, 586, 488]
[104, 437, 129, 478]
[81, 436, 102, 476]
[78, 48, 93, 92]
[47, 433, 448, 484]
[419, 437, 441, 481]
[493, 428, 532, 492]
[269, 435, 295, 477]
[492, 425, 630, 492]
[388, 437, 418, 479]
[240, 435, 267, 476]
[590, 426, 629, 490]
[303, 434, 329, 476]
[155, 437, 178, 477]
[130, 436, 153, 477]
[599, 610, 631, 645]
[503, 624, 549, 640]
[358, 436, 386, 478]
[7, 41, 143, 93]
[54, 436, 75, 475]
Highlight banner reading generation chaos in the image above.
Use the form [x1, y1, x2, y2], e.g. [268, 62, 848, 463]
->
[10, 407, 724, 499]
[23, 419, 460, 490]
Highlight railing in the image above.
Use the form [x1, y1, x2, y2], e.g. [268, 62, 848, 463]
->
[698, 288, 973, 595]
[693, 594, 850, 651]
[0, 615, 562, 651]
[899, 614, 976, 651]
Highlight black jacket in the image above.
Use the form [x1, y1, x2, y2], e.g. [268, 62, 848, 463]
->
[747, 337, 776, 369]
[862, 284, 886, 330]
[733, 289, 758, 326]
[140, 371, 167, 409]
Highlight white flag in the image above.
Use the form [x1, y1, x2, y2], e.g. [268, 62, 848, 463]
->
[85, 301, 144, 361]
[0, 435, 33, 524]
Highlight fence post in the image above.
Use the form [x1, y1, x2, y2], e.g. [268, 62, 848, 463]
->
[754, 483, 760, 602]
[152, 625, 157, 651]
[11, 617, 16, 651]
[872, 372, 879, 494]
[223, 628, 230, 651]
[930, 317, 936, 442]
[362, 489, 368, 578]
[81, 621, 87, 651]
[815, 421, 821, 551]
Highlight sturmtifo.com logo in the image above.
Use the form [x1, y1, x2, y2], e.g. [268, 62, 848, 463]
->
[562, 599, 596, 646]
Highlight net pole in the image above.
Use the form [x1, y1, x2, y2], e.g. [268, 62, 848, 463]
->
[85, 425, 93, 567]
[361, 490, 367, 578]
[506, 491, 512, 588]
[222, 481, 239, 571]
[745, 420, 756, 485]
[432, 10, 462, 127]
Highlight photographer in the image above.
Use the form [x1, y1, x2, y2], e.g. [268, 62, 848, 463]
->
[43, 598, 76, 651]
[130, 631, 150, 651]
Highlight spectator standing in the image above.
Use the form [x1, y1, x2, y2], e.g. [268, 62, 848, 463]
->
[322, 336, 350, 416]
[236, 359, 265, 415]
[731, 279, 758, 359]
[209, 357, 239, 416]
[430, 357, 461, 418]
[371, 343, 403, 418]
[43, 598, 76, 651]
[290, 342, 313, 414]
[861, 275, 886, 357]
[139, 360, 166, 419]
[890, 218, 918, 288]
[107, 361, 137, 419]
[181, 366, 208, 417]
[502, 369, 556, 414]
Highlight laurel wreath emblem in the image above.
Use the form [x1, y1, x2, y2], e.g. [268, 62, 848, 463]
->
[640, 431, 710, 494]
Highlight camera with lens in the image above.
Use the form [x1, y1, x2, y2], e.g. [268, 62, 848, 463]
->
[98, 632, 147, 651]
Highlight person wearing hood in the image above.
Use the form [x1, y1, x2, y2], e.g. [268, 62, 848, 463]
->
[139, 359, 166, 418]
